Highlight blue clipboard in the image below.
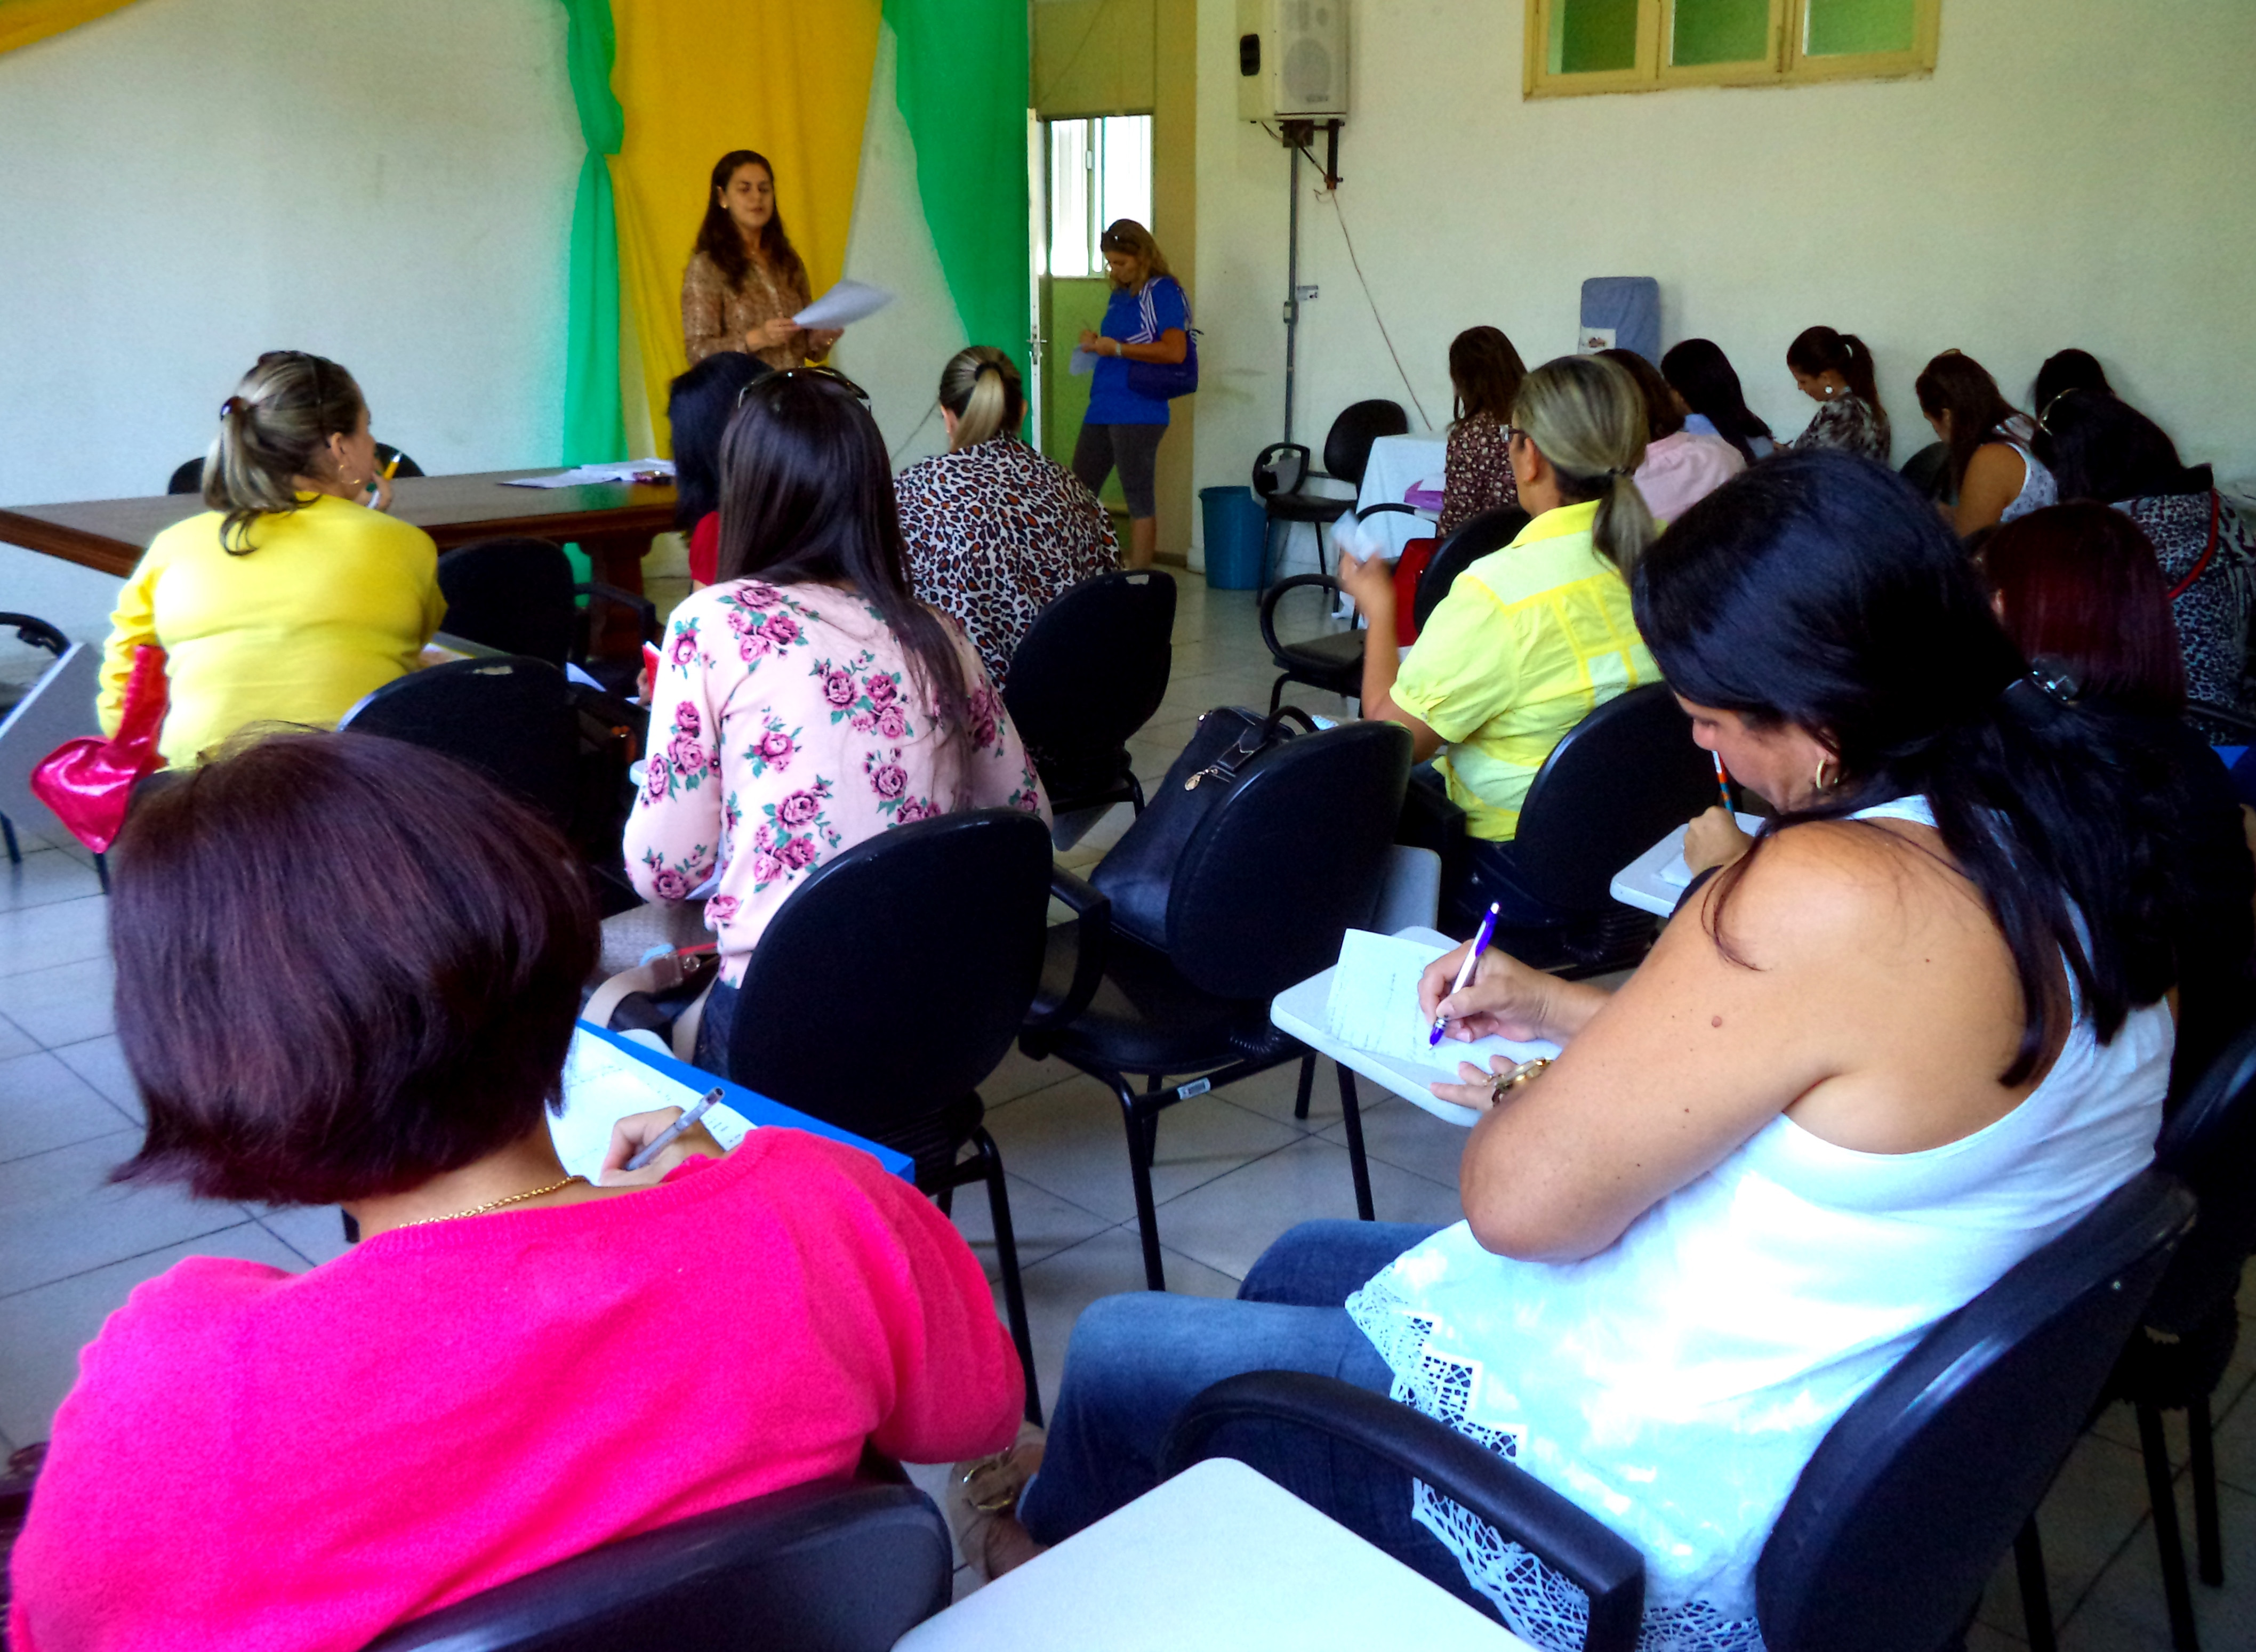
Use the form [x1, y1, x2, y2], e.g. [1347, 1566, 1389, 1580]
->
[573, 1020, 915, 1182]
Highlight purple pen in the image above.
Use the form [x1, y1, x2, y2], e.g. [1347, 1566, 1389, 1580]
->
[1430, 902, 1502, 1046]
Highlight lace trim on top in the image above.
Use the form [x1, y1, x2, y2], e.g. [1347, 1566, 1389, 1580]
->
[1347, 1277, 1770, 1652]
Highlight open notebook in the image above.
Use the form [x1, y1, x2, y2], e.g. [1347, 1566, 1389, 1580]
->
[549, 1025, 754, 1183]
[1270, 929, 1561, 1124]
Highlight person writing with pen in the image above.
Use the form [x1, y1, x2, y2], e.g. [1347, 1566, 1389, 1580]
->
[944, 452, 2203, 1651]
[7, 731, 1023, 1652]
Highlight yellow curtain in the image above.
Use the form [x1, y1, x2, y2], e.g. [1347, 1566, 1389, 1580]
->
[607, 0, 881, 454]
[0, 0, 142, 55]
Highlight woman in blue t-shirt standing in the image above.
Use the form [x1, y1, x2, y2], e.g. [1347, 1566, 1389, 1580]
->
[1072, 219, 1189, 570]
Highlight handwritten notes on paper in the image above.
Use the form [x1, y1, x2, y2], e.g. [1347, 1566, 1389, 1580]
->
[550, 1026, 752, 1182]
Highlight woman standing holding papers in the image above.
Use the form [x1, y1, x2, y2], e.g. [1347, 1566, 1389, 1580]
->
[1071, 219, 1189, 571]
[681, 149, 843, 370]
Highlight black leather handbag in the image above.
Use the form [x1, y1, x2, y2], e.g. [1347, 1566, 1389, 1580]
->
[1092, 705, 1315, 952]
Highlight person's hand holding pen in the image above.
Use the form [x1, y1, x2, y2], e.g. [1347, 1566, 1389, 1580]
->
[1683, 808, 1753, 877]
[597, 1102, 727, 1187]
[364, 455, 399, 513]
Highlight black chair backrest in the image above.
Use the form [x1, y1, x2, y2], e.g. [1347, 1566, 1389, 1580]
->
[364, 1477, 952, 1652]
[1510, 683, 1716, 913]
[1756, 1170, 2194, 1652]
[1899, 440, 1952, 505]
[1166, 719, 1412, 1000]
[437, 538, 579, 667]
[1160, 1371, 1645, 1652]
[170, 444, 422, 497]
[1002, 570, 1176, 757]
[341, 657, 580, 831]
[2142, 1019, 2256, 1332]
[1253, 442, 1309, 499]
[728, 809, 1053, 1138]
[1411, 506, 1531, 633]
[1322, 401, 1409, 490]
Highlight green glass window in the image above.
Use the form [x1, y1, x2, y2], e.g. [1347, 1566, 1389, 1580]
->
[1671, 0, 1770, 67]
[1550, 0, 1643, 75]
[1804, 0, 1915, 57]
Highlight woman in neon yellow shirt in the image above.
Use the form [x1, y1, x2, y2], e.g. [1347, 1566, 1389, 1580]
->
[99, 352, 444, 768]
[1338, 354, 1659, 932]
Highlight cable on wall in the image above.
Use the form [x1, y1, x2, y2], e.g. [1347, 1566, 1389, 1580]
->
[1292, 135, 1434, 431]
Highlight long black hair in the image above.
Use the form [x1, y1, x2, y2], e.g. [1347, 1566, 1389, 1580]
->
[2035, 390, 2212, 504]
[667, 351, 768, 532]
[693, 149, 809, 300]
[1634, 450, 2196, 1084]
[2032, 349, 2112, 418]
[716, 370, 973, 756]
[1661, 338, 1772, 466]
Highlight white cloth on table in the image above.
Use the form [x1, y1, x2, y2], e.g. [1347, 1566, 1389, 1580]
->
[1354, 434, 1450, 560]
[1345, 798, 2171, 1652]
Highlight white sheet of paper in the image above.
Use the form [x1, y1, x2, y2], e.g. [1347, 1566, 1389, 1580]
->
[503, 459, 674, 489]
[1068, 347, 1099, 377]
[1324, 930, 1480, 1074]
[551, 1026, 751, 1182]
[793, 279, 893, 329]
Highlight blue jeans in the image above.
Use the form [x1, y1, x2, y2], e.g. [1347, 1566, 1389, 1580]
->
[1017, 1220, 1497, 1618]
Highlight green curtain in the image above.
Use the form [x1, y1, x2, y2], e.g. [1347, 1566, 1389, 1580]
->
[558, 0, 625, 464]
[882, 0, 1030, 383]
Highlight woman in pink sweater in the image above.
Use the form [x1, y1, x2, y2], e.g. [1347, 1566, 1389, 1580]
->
[5, 732, 1022, 1652]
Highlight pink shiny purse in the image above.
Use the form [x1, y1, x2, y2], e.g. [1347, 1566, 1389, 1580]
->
[30, 644, 168, 853]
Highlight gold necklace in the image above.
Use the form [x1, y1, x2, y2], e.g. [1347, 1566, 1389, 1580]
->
[392, 1175, 586, 1230]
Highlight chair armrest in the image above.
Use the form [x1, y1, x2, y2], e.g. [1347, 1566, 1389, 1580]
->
[1159, 1371, 1645, 1652]
[1024, 864, 1110, 1033]
[1258, 573, 1347, 660]
[575, 582, 662, 645]
[1354, 501, 1419, 521]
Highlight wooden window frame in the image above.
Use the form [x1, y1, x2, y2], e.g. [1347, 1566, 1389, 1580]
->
[1524, 0, 1939, 98]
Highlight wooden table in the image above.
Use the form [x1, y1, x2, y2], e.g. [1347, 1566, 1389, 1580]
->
[895, 1458, 1534, 1652]
[0, 469, 678, 595]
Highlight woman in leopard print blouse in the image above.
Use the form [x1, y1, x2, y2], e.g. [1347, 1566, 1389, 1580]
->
[897, 348, 1121, 692]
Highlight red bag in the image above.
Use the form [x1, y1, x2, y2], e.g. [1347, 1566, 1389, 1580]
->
[1392, 537, 1438, 646]
[30, 644, 168, 853]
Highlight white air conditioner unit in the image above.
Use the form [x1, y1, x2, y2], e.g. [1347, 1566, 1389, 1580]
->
[1237, 0, 1350, 122]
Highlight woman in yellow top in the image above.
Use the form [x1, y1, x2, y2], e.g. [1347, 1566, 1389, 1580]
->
[99, 351, 444, 769]
[681, 149, 845, 370]
[1338, 353, 1660, 933]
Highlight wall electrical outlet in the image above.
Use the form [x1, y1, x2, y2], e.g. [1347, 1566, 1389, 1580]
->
[1295, 284, 1319, 301]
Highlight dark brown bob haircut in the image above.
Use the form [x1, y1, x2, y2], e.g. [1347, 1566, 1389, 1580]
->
[109, 731, 597, 1206]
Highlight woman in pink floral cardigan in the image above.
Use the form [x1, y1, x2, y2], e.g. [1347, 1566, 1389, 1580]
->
[624, 369, 1047, 1067]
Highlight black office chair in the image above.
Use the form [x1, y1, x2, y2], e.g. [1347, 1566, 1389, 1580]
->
[1405, 683, 1716, 968]
[363, 1475, 953, 1652]
[169, 444, 424, 496]
[0, 613, 71, 869]
[437, 537, 659, 702]
[1165, 1169, 2194, 1652]
[1002, 569, 1176, 819]
[1253, 400, 1409, 586]
[2017, 1022, 2256, 1652]
[342, 657, 584, 836]
[1410, 506, 1530, 634]
[1900, 441, 1953, 507]
[1255, 499, 1422, 715]
[1022, 719, 1414, 1291]
[721, 809, 1085, 1425]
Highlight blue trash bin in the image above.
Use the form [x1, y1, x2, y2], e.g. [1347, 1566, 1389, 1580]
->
[1199, 485, 1267, 591]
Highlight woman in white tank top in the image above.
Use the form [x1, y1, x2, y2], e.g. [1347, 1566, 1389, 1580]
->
[976, 453, 2210, 1652]
[1917, 349, 2058, 537]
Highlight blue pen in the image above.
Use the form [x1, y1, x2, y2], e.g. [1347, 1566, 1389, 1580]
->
[1430, 903, 1502, 1046]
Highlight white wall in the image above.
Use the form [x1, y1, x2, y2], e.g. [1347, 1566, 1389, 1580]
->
[1191, 0, 2256, 546]
[0, 0, 581, 636]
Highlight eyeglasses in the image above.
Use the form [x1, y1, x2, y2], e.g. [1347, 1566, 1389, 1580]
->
[736, 363, 872, 413]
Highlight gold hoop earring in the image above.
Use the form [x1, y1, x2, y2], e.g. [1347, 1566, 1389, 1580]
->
[1813, 755, 1840, 793]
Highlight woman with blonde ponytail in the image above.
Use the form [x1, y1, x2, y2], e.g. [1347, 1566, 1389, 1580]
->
[97, 351, 444, 768]
[895, 346, 1120, 690]
[1337, 353, 1661, 931]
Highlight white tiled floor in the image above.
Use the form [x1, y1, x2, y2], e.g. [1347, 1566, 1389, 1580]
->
[4, 568, 2252, 1647]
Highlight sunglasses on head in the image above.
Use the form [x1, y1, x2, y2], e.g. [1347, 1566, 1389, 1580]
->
[736, 364, 871, 413]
